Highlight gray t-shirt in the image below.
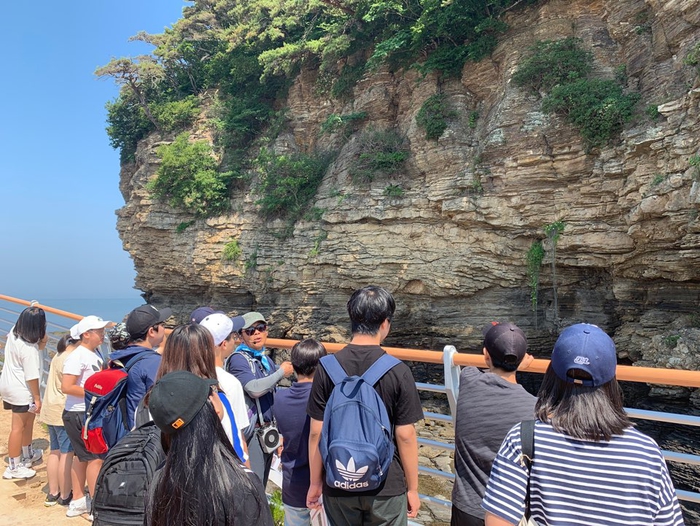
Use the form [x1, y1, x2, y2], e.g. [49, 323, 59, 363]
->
[451, 366, 536, 518]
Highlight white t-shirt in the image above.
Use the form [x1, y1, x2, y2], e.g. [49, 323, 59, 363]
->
[216, 366, 251, 431]
[0, 331, 42, 406]
[62, 345, 104, 412]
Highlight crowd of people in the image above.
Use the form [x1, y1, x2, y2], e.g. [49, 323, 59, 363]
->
[0, 286, 686, 525]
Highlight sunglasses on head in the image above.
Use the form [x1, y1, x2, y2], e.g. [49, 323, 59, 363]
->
[242, 323, 268, 336]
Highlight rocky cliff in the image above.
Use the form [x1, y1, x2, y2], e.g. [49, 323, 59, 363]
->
[117, 0, 700, 390]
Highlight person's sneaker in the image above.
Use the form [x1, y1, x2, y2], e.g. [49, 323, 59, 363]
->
[66, 496, 89, 517]
[2, 465, 36, 479]
[44, 493, 60, 507]
[57, 491, 73, 506]
[20, 449, 43, 468]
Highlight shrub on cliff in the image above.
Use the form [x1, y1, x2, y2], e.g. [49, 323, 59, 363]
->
[255, 148, 333, 223]
[514, 37, 639, 147]
[542, 78, 640, 147]
[416, 93, 456, 141]
[149, 132, 234, 217]
[512, 38, 593, 93]
[350, 129, 409, 182]
[105, 93, 155, 163]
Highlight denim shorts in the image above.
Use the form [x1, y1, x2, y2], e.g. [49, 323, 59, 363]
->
[48, 425, 74, 454]
[284, 504, 312, 526]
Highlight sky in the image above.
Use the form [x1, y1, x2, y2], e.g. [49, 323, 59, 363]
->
[0, 1, 189, 300]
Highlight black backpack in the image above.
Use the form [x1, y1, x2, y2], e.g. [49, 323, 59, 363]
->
[92, 421, 165, 526]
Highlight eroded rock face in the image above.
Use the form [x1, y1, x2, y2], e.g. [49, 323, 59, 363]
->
[117, 0, 700, 377]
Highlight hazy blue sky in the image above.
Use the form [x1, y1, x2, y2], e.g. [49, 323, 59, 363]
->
[0, 1, 187, 300]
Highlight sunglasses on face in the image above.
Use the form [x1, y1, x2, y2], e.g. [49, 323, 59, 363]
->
[242, 323, 268, 336]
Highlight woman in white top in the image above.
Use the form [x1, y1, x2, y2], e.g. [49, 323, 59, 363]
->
[0, 306, 47, 479]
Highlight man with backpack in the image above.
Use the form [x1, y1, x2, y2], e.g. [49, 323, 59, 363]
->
[110, 304, 171, 430]
[306, 286, 423, 525]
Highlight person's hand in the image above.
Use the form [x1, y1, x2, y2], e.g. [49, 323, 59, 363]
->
[407, 489, 421, 517]
[306, 482, 323, 509]
[31, 399, 42, 414]
[518, 353, 535, 371]
[281, 361, 294, 377]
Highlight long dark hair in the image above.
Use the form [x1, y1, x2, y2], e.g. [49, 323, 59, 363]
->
[157, 324, 217, 380]
[535, 365, 632, 441]
[148, 402, 269, 525]
[13, 307, 46, 344]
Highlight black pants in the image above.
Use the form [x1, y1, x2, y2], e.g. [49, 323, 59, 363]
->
[451, 505, 485, 526]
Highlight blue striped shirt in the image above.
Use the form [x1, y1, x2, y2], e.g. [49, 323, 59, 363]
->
[482, 421, 684, 525]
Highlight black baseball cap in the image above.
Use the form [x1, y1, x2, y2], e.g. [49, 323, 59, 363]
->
[149, 371, 218, 434]
[126, 305, 172, 338]
[483, 322, 528, 369]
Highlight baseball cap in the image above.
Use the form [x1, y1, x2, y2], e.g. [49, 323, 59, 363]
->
[241, 312, 266, 329]
[74, 315, 111, 338]
[551, 323, 617, 387]
[200, 313, 234, 346]
[483, 322, 527, 369]
[149, 371, 218, 434]
[190, 306, 222, 324]
[126, 305, 172, 338]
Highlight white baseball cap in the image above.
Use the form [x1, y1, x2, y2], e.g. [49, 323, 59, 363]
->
[200, 313, 234, 346]
[74, 315, 111, 338]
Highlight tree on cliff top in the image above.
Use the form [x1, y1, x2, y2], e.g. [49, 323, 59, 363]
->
[96, 56, 164, 131]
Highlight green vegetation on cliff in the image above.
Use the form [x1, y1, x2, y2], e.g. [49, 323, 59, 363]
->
[513, 37, 640, 147]
[98, 0, 539, 219]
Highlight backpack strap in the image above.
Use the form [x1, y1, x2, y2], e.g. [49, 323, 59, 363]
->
[520, 420, 536, 520]
[319, 355, 348, 386]
[110, 350, 153, 371]
[361, 353, 401, 386]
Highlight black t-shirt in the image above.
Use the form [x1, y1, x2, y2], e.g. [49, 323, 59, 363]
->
[307, 344, 424, 497]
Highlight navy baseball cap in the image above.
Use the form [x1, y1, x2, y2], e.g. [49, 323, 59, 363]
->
[551, 323, 617, 387]
[190, 306, 223, 324]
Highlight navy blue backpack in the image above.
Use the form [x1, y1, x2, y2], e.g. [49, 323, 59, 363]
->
[319, 353, 400, 491]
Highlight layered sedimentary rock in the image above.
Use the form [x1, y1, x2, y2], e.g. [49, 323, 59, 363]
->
[117, 0, 700, 396]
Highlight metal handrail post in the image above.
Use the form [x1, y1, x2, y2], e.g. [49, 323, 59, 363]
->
[443, 345, 460, 419]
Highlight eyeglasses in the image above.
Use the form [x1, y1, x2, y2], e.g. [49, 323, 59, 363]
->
[242, 323, 268, 336]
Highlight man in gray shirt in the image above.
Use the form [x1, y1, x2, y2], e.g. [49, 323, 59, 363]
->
[451, 322, 536, 526]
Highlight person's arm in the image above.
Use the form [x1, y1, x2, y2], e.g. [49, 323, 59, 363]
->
[243, 368, 285, 398]
[518, 353, 535, 371]
[395, 423, 420, 518]
[26, 378, 41, 412]
[306, 417, 324, 509]
[484, 511, 517, 526]
[62, 374, 84, 398]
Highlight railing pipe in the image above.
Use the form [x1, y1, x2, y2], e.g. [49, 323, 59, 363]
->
[418, 437, 455, 452]
[268, 338, 700, 388]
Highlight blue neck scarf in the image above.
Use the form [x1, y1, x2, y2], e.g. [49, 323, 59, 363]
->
[235, 343, 272, 372]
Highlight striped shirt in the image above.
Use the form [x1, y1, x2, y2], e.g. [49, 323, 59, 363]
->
[482, 421, 684, 525]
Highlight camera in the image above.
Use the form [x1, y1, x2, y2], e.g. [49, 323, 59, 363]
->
[257, 423, 281, 454]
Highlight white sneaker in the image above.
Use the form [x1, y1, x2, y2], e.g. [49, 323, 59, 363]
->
[3, 465, 36, 479]
[20, 449, 43, 468]
[66, 496, 89, 517]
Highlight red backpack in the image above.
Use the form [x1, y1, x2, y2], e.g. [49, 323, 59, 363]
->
[82, 352, 150, 454]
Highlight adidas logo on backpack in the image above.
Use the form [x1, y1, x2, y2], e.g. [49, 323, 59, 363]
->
[319, 353, 400, 492]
